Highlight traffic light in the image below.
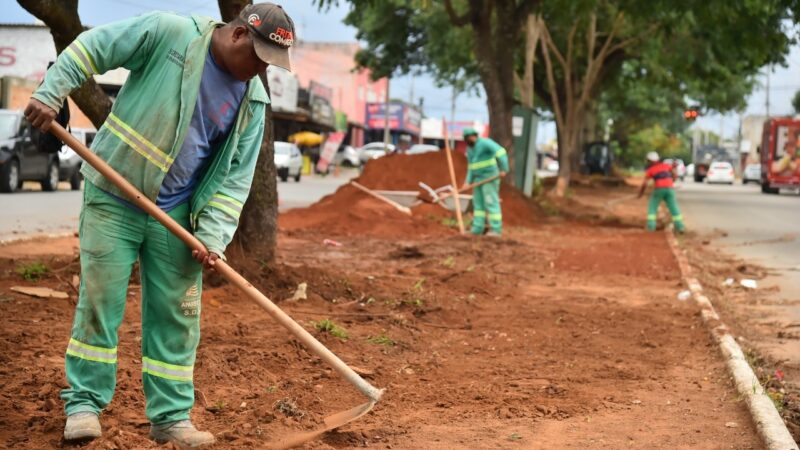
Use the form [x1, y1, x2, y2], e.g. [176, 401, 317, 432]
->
[683, 109, 699, 121]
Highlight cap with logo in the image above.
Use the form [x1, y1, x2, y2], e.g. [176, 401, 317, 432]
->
[239, 3, 295, 71]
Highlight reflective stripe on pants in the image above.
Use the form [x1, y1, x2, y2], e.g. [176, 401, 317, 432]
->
[470, 178, 502, 235]
[646, 188, 685, 232]
[62, 182, 202, 424]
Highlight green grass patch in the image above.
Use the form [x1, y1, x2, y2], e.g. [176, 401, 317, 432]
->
[313, 319, 349, 340]
[367, 331, 396, 346]
[17, 262, 48, 281]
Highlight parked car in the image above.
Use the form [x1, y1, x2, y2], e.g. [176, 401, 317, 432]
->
[0, 109, 62, 193]
[58, 128, 96, 190]
[358, 142, 395, 165]
[705, 161, 735, 184]
[334, 144, 361, 167]
[407, 144, 440, 155]
[664, 158, 686, 181]
[274, 141, 302, 182]
[742, 163, 761, 184]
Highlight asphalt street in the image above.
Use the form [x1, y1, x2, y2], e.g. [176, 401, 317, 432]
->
[0, 172, 354, 243]
[677, 180, 800, 363]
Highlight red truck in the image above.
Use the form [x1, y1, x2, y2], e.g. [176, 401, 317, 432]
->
[760, 117, 800, 194]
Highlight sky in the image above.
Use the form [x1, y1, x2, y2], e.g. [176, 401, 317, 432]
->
[4, 0, 799, 144]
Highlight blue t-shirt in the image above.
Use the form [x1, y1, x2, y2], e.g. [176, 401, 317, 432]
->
[155, 49, 247, 211]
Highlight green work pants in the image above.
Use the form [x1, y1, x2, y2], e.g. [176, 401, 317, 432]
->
[471, 178, 502, 235]
[62, 182, 202, 424]
[647, 188, 685, 232]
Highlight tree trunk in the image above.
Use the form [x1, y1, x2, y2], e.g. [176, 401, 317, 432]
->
[217, 0, 251, 22]
[220, 0, 278, 264]
[230, 73, 278, 263]
[17, 0, 112, 128]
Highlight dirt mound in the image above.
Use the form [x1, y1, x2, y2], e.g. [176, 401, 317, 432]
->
[358, 151, 468, 191]
[280, 184, 453, 238]
[281, 152, 541, 236]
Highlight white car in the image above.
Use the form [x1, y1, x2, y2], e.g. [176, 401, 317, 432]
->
[742, 163, 761, 184]
[274, 141, 302, 182]
[408, 144, 440, 155]
[705, 161, 735, 184]
[358, 142, 395, 165]
[686, 163, 695, 178]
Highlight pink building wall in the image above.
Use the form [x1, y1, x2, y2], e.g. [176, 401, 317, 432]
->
[289, 41, 387, 126]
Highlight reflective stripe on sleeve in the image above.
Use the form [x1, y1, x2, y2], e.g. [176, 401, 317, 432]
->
[65, 42, 95, 77]
[495, 148, 507, 158]
[468, 159, 498, 170]
[104, 113, 173, 172]
[66, 338, 117, 364]
[208, 193, 243, 220]
[142, 357, 193, 382]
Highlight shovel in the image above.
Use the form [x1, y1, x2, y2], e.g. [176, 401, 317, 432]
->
[49, 123, 383, 449]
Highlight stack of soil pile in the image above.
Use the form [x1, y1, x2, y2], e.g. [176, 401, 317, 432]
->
[279, 151, 540, 237]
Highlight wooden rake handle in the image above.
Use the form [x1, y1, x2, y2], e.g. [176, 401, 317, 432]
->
[49, 123, 384, 403]
[433, 173, 503, 204]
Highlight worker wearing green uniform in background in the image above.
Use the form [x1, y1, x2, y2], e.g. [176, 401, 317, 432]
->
[638, 151, 685, 233]
[463, 128, 509, 236]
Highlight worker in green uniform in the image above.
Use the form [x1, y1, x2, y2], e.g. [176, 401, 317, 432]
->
[462, 128, 509, 236]
[638, 151, 685, 232]
[24, 4, 295, 447]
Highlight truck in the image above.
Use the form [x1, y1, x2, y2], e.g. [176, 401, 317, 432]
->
[691, 145, 737, 182]
[759, 117, 800, 194]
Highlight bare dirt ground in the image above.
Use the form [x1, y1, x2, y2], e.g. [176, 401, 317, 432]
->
[0, 160, 768, 449]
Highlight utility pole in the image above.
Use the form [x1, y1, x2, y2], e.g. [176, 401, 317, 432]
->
[766, 64, 771, 118]
[383, 78, 391, 149]
[450, 85, 458, 149]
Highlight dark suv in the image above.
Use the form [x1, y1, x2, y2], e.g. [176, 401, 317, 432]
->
[0, 109, 63, 193]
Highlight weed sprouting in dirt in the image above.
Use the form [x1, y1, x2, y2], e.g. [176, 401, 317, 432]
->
[313, 319, 349, 340]
[413, 277, 426, 291]
[508, 433, 523, 441]
[206, 400, 227, 413]
[367, 330, 396, 346]
[17, 262, 48, 281]
[265, 385, 278, 394]
[441, 256, 456, 268]
[274, 398, 305, 418]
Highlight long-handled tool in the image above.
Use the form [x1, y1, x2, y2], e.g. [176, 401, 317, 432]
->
[441, 119, 465, 234]
[49, 123, 383, 449]
[432, 173, 503, 204]
[350, 181, 412, 215]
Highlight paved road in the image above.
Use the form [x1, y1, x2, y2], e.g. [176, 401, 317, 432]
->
[0, 173, 354, 243]
[677, 181, 800, 362]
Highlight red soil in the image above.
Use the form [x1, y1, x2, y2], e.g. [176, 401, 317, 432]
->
[280, 152, 540, 237]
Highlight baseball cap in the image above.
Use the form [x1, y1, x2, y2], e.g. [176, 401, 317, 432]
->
[646, 151, 660, 162]
[463, 128, 478, 138]
[239, 3, 295, 71]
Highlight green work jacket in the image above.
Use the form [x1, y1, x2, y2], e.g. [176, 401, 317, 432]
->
[33, 12, 268, 257]
[466, 137, 510, 184]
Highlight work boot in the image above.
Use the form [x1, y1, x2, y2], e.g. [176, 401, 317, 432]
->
[64, 411, 101, 442]
[486, 231, 502, 238]
[150, 420, 215, 448]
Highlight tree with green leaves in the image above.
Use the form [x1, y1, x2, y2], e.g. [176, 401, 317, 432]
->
[318, 0, 537, 169]
[533, 0, 798, 195]
[793, 89, 800, 115]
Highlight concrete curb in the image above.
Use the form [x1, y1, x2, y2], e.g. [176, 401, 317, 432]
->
[664, 229, 798, 450]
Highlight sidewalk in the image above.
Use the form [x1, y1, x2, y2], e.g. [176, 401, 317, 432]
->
[0, 210, 764, 448]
